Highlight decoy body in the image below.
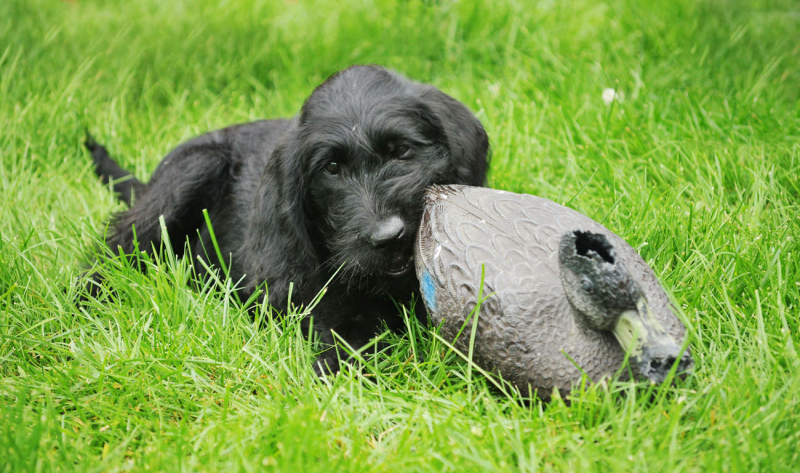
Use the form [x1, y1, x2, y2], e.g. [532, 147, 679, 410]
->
[415, 185, 692, 398]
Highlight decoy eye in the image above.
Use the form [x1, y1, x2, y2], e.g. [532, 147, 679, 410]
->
[323, 162, 341, 175]
[580, 276, 593, 292]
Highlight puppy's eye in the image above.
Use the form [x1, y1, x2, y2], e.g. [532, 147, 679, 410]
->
[394, 145, 410, 158]
[388, 143, 411, 159]
[323, 161, 341, 175]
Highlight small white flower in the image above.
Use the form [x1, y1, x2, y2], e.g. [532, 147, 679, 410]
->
[602, 88, 623, 105]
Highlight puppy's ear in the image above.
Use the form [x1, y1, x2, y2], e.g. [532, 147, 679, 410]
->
[238, 132, 318, 310]
[417, 86, 490, 186]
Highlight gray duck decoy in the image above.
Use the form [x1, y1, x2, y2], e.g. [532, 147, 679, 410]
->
[415, 185, 693, 398]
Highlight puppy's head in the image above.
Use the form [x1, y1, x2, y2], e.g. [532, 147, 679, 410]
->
[265, 65, 489, 294]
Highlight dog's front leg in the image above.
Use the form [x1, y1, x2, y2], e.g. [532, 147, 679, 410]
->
[310, 297, 406, 376]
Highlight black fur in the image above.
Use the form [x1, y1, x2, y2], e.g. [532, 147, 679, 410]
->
[84, 65, 489, 373]
[85, 134, 145, 207]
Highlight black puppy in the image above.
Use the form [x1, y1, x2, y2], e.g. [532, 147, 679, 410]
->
[84, 65, 489, 372]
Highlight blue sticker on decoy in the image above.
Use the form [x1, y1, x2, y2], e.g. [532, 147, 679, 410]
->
[420, 268, 437, 313]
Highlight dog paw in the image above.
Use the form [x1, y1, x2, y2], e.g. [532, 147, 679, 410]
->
[73, 270, 116, 307]
[312, 349, 343, 377]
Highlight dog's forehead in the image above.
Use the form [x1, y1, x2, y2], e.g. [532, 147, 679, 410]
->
[303, 112, 428, 160]
[302, 68, 420, 122]
[302, 96, 431, 149]
[296, 66, 442, 155]
[316, 66, 410, 99]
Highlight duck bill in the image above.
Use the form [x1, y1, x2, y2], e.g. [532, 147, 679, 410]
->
[612, 297, 692, 383]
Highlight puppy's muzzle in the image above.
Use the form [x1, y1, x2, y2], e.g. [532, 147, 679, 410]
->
[369, 216, 406, 248]
[368, 216, 414, 277]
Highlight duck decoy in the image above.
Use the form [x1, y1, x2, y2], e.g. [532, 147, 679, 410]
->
[415, 185, 692, 398]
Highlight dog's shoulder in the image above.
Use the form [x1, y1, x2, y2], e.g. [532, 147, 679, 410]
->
[216, 118, 295, 165]
[219, 119, 295, 143]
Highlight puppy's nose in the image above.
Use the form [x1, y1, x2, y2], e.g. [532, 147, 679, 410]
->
[369, 216, 406, 248]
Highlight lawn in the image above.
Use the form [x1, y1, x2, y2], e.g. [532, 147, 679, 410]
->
[1, 0, 799, 471]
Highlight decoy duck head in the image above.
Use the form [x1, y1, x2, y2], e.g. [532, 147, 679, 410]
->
[558, 230, 692, 383]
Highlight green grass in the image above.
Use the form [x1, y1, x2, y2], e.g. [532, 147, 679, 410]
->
[2, 0, 799, 471]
